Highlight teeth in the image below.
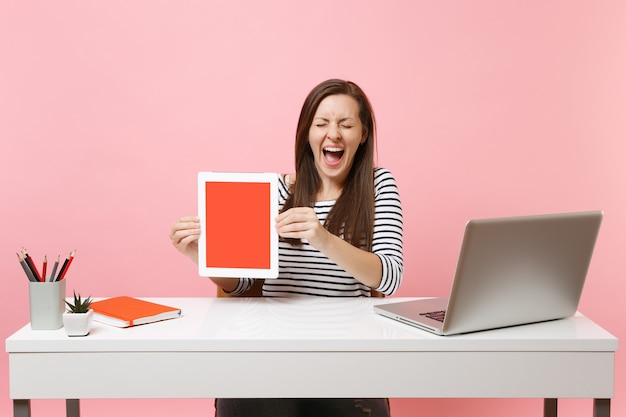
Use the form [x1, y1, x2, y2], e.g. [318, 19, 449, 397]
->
[324, 147, 343, 153]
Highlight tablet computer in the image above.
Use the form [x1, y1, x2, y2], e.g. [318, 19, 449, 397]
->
[197, 172, 279, 278]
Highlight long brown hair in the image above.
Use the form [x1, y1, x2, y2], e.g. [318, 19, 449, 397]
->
[282, 79, 377, 250]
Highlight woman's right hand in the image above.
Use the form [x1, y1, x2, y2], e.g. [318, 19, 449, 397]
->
[170, 216, 201, 264]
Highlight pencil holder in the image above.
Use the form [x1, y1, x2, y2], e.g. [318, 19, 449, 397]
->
[28, 280, 66, 330]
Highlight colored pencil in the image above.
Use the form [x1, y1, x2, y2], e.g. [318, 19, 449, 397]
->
[56, 250, 75, 281]
[22, 249, 42, 282]
[42, 256, 47, 282]
[17, 253, 37, 282]
[49, 255, 60, 282]
[59, 250, 75, 281]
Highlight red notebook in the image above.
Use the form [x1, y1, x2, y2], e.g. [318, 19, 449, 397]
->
[91, 296, 182, 328]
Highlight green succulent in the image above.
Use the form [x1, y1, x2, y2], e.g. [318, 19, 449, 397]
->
[65, 291, 93, 313]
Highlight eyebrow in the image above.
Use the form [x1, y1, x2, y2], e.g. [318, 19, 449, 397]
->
[313, 116, 356, 123]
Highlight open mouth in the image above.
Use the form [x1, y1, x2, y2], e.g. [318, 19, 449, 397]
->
[323, 147, 344, 164]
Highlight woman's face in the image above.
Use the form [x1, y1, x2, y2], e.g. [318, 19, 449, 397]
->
[308, 94, 364, 189]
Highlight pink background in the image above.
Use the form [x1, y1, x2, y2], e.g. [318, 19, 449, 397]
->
[1, 1, 624, 416]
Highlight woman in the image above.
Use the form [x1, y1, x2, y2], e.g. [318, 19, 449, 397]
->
[170, 79, 403, 416]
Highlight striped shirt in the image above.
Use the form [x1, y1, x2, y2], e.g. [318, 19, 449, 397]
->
[230, 167, 403, 297]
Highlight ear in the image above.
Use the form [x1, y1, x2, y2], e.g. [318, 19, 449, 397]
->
[361, 129, 368, 145]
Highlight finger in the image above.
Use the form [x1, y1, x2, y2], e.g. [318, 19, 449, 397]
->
[172, 221, 200, 233]
[175, 233, 200, 248]
[170, 226, 201, 245]
[275, 207, 312, 221]
[178, 215, 200, 222]
[276, 209, 315, 227]
[171, 231, 200, 248]
[276, 218, 316, 235]
[171, 216, 200, 234]
[174, 216, 200, 228]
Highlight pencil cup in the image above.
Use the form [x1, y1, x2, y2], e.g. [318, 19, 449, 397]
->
[28, 280, 66, 330]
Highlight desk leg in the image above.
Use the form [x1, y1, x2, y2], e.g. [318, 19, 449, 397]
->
[594, 399, 610, 417]
[543, 398, 557, 417]
[66, 399, 80, 417]
[13, 400, 31, 417]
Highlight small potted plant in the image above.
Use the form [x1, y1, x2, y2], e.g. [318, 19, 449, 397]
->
[63, 291, 94, 336]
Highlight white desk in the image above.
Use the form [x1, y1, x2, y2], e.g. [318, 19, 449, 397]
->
[6, 297, 618, 417]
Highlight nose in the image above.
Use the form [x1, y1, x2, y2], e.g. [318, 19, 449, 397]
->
[327, 122, 341, 140]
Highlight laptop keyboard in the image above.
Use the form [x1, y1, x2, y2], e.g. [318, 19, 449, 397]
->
[420, 310, 446, 322]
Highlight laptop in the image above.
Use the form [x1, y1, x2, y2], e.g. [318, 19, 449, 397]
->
[374, 211, 603, 335]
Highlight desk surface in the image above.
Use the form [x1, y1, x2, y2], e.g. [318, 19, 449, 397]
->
[6, 297, 618, 352]
[6, 297, 618, 402]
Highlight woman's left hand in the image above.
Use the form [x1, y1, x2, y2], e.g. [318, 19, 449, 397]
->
[275, 207, 330, 249]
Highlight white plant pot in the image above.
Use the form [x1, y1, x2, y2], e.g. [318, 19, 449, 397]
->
[63, 309, 93, 337]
